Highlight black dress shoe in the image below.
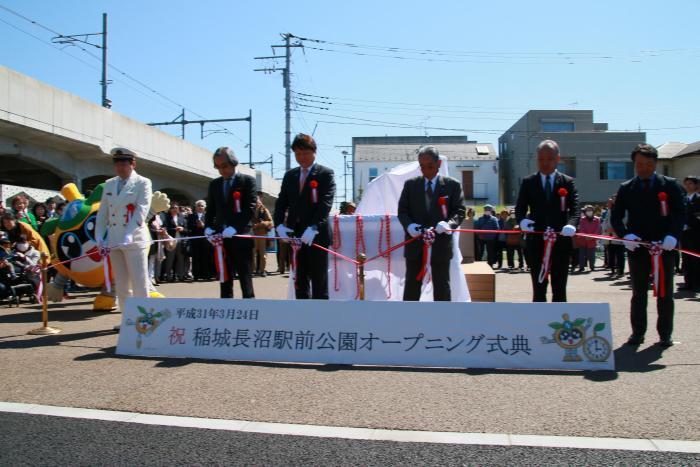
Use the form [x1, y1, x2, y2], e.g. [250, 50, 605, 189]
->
[658, 338, 674, 348]
[626, 335, 644, 345]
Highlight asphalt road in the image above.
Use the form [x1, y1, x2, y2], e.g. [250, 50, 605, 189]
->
[0, 262, 698, 467]
[2, 412, 698, 466]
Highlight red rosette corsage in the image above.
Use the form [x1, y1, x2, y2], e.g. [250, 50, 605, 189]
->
[309, 180, 319, 203]
[557, 188, 568, 211]
[233, 191, 242, 213]
[438, 195, 448, 218]
[658, 191, 668, 216]
[125, 203, 135, 223]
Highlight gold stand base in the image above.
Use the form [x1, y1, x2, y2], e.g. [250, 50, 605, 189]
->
[28, 326, 62, 335]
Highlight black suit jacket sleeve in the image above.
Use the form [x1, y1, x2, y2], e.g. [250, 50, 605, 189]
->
[514, 176, 530, 224]
[204, 179, 217, 228]
[446, 179, 466, 229]
[273, 171, 291, 227]
[397, 178, 416, 231]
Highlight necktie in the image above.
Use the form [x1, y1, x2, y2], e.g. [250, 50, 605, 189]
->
[642, 179, 650, 191]
[544, 175, 552, 201]
[117, 179, 124, 195]
[426, 179, 434, 199]
[299, 168, 308, 193]
[223, 178, 232, 199]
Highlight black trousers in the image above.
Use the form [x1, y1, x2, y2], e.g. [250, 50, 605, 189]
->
[191, 238, 214, 280]
[506, 244, 523, 268]
[681, 230, 700, 289]
[480, 239, 496, 266]
[295, 244, 329, 299]
[495, 240, 506, 268]
[628, 249, 674, 340]
[220, 238, 254, 299]
[404, 257, 451, 301]
[608, 243, 626, 274]
[525, 237, 572, 302]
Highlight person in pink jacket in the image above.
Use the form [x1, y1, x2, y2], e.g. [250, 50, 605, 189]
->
[576, 205, 601, 272]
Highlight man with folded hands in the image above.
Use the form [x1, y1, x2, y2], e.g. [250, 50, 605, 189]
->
[398, 145, 465, 301]
[274, 134, 336, 300]
[205, 147, 257, 299]
[515, 139, 579, 302]
[611, 144, 684, 348]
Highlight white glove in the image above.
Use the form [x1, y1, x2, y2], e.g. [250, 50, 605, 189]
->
[519, 219, 535, 233]
[300, 227, 318, 246]
[204, 227, 215, 237]
[623, 234, 641, 251]
[222, 226, 236, 238]
[561, 224, 576, 237]
[661, 235, 677, 251]
[407, 223, 422, 238]
[435, 221, 452, 235]
[276, 225, 293, 242]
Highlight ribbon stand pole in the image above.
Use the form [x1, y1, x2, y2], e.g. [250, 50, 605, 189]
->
[28, 253, 61, 335]
[357, 253, 367, 301]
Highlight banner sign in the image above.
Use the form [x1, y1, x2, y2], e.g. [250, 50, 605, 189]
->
[116, 299, 615, 371]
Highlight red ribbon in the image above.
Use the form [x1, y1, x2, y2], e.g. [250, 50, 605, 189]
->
[538, 227, 557, 284]
[290, 239, 302, 287]
[98, 246, 113, 292]
[332, 215, 342, 292]
[649, 242, 665, 298]
[210, 234, 228, 283]
[416, 229, 436, 282]
[378, 214, 392, 299]
[355, 216, 366, 299]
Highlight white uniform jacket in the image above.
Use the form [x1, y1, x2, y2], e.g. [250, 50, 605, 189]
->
[95, 171, 152, 250]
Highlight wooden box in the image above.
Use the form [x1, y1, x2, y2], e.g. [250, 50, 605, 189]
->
[462, 261, 495, 302]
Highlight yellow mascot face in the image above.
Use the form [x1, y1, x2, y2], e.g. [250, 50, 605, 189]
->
[41, 184, 105, 288]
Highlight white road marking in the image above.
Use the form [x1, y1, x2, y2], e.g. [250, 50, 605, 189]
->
[1, 401, 698, 453]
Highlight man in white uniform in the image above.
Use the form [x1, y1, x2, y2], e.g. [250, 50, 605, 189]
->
[95, 147, 153, 316]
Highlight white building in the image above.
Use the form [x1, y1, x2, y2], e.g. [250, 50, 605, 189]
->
[352, 136, 499, 206]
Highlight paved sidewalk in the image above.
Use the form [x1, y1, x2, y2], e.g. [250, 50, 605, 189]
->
[0, 265, 698, 441]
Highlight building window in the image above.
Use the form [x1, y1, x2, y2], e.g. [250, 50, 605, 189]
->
[557, 157, 576, 177]
[662, 164, 670, 176]
[599, 161, 633, 180]
[369, 167, 378, 182]
[541, 121, 574, 132]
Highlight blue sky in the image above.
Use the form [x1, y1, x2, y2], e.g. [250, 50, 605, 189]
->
[1, 1, 699, 201]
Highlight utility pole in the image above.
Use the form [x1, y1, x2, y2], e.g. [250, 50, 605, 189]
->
[52, 13, 111, 108]
[254, 33, 303, 172]
[101, 13, 108, 108]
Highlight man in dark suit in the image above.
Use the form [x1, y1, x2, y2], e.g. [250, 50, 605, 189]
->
[204, 147, 257, 299]
[679, 175, 700, 293]
[398, 146, 466, 301]
[515, 139, 579, 302]
[612, 144, 685, 347]
[274, 134, 335, 299]
[187, 200, 214, 281]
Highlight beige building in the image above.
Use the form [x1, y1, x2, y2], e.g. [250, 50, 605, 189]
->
[657, 141, 700, 180]
[498, 110, 646, 203]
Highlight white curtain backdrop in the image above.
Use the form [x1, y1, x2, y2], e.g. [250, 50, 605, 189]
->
[287, 156, 470, 302]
